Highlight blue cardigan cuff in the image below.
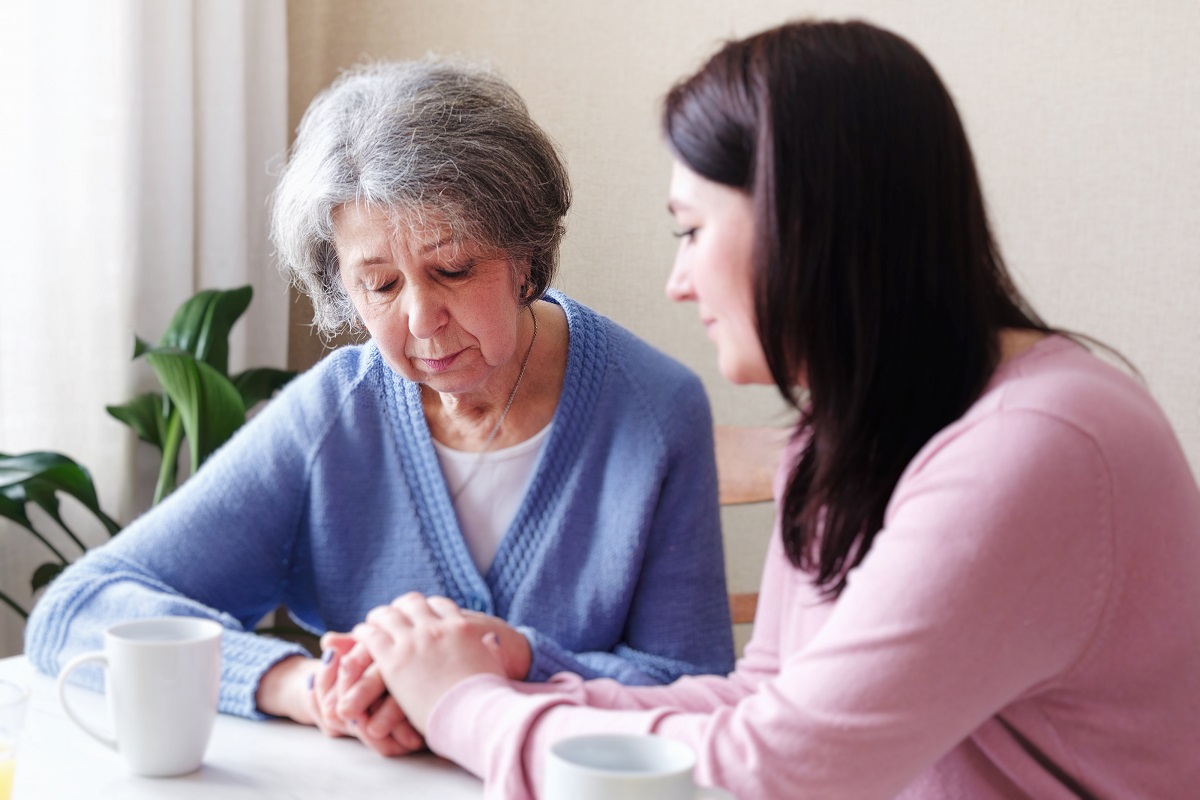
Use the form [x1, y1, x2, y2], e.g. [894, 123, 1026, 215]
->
[220, 630, 311, 720]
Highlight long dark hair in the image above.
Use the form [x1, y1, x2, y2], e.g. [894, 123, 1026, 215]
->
[664, 20, 1053, 596]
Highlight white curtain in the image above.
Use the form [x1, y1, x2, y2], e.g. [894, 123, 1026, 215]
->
[0, 0, 288, 655]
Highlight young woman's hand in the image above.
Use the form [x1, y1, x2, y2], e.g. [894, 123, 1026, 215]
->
[320, 631, 426, 757]
[459, 609, 533, 680]
[354, 593, 508, 732]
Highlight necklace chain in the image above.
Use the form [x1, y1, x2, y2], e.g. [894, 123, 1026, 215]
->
[451, 305, 538, 500]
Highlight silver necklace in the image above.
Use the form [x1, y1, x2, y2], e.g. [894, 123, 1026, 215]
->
[451, 305, 538, 500]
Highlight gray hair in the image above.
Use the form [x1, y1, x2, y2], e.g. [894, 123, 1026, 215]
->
[271, 60, 572, 336]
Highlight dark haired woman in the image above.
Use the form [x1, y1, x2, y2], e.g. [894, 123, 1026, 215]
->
[345, 20, 1200, 798]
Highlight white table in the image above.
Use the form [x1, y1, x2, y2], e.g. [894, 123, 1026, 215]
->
[0, 656, 483, 799]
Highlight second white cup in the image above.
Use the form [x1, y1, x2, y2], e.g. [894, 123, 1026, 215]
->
[545, 733, 735, 800]
[56, 616, 222, 777]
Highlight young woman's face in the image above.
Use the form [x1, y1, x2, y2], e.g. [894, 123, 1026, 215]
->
[333, 202, 526, 397]
[666, 159, 772, 385]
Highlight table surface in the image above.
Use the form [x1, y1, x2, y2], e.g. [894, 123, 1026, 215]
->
[0, 656, 483, 799]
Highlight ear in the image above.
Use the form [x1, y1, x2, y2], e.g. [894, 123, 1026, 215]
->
[512, 258, 535, 302]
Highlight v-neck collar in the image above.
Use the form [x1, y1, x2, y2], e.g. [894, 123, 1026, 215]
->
[382, 291, 608, 617]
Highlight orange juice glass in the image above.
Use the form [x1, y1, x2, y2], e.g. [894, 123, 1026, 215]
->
[0, 679, 29, 800]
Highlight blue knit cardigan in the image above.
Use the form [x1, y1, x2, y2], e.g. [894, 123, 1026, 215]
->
[26, 292, 734, 718]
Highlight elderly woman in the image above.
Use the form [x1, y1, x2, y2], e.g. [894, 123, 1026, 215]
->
[25, 60, 734, 756]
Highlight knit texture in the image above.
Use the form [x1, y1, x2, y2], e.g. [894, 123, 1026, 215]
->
[26, 291, 734, 719]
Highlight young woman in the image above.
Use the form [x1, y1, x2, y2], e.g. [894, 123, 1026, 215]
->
[340, 20, 1200, 797]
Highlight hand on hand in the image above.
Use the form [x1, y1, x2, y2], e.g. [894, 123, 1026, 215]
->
[259, 596, 527, 751]
[254, 646, 425, 757]
[458, 609, 533, 681]
[353, 593, 510, 733]
[317, 631, 425, 757]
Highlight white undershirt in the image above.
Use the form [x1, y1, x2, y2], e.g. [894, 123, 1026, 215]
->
[432, 423, 553, 574]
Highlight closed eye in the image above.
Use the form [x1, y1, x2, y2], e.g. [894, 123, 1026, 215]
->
[436, 260, 478, 280]
[365, 279, 398, 295]
[673, 227, 698, 241]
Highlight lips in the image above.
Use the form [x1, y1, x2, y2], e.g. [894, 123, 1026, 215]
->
[416, 351, 461, 373]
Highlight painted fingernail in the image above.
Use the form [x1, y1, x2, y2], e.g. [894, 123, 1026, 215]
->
[306, 673, 315, 691]
[321, 649, 335, 664]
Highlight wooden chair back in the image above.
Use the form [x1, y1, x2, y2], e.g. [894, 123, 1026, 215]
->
[715, 425, 788, 625]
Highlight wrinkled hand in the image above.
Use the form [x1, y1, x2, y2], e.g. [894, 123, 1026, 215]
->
[334, 599, 531, 725]
[254, 653, 362, 741]
[319, 631, 426, 757]
[353, 593, 508, 733]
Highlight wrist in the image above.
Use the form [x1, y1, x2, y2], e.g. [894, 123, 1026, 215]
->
[255, 654, 315, 720]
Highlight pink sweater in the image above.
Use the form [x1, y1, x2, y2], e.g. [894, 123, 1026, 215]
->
[427, 337, 1200, 799]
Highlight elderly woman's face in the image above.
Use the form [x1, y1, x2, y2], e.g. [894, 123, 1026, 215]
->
[333, 203, 526, 395]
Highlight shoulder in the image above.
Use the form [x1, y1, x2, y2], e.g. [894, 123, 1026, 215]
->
[249, 342, 392, 437]
[554, 292, 712, 447]
[967, 336, 1178, 468]
[278, 342, 384, 400]
[553, 291, 707, 405]
[899, 336, 1189, 518]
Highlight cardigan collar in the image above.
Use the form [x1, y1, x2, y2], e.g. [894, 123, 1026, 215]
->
[382, 291, 608, 616]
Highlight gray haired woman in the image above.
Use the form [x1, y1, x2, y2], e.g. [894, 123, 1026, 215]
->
[27, 60, 734, 756]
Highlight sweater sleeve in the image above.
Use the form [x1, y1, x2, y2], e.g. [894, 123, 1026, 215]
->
[521, 372, 735, 685]
[425, 410, 1116, 799]
[24, 363, 339, 719]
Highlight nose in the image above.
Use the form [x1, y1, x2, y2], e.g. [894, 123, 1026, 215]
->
[665, 253, 695, 303]
[403, 281, 446, 339]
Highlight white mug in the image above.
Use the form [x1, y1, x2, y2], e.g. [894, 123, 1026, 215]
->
[545, 734, 735, 800]
[56, 616, 222, 777]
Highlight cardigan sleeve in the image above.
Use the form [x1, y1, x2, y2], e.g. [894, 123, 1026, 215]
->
[24, 365, 336, 719]
[425, 410, 1116, 799]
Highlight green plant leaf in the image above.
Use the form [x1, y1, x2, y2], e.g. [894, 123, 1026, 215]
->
[132, 335, 153, 359]
[153, 409, 184, 506]
[21, 480, 89, 552]
[159, 286, 253, 375]
[31, 562, 65, 592]
[0, 484, 69, 563]
[106, 391, 169, 450]
[143, 348, 246, 473]
[0, 452, 121, 537]
[233, 367, 296, 411]
[0, 451, 100, 506]
[0, 487, 33, 528]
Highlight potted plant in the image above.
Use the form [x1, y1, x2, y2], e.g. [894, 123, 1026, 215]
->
[0, 286, 295, 620]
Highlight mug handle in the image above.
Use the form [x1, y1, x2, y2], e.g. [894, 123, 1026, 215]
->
[56, 651, 118, 751]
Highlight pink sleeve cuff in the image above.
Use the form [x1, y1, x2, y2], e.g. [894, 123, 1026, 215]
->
[425, 673, 515, 776]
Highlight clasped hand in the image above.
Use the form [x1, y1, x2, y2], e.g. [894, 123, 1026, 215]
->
[301, 593, 528, 756]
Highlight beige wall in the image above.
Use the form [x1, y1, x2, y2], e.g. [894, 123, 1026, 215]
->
[286, 0, 1200, 646]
